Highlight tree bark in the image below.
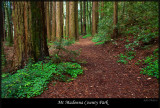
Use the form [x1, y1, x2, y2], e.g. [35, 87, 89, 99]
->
[61, 2, 63, 38]
[56, 1, 63, 41]
[49, 2, 52, 36]
[80, 1, 82, 35]
[7, 2, 13, 46]
[113, 2, 118, 39]
[82, 1, 86, 35]
[66, 1, 69, 39]
[75, 1, 79, 40]
[51, 2, 56, 41]
[12, 2, 26, 69]
[45, 2, 50, 41]
[92, 1, 98, 36]
[69, 1, 76, 40]
[89, 1, 92, 34]
[12, 1, 49, 69]
[86, 1, 89, 34]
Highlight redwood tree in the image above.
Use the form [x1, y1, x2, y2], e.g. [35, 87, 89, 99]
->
[82, 1, 86, 35]
[92, 1, 98, 36]
[51, 1, 56, 41]
[56, 1, 63, 41]
[113, 1, 118, 38]
[75, 1, 79, 40]
[45, 2, 50, 41]
[69, 1, 78, 40]
[12, 1, 49, 69]
[65, 1, 69, 38]
[80, 1, 82, 35]
[69, 1, 76, 40]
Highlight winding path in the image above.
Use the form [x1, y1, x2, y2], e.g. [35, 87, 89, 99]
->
[35, 37, 158, 98]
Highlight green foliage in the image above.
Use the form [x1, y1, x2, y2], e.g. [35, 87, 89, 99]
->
[53, 39, 75, 48]
[92, 3, 113, 44]
[92, 17, 112, 44]
[137, 48, 159, 79]
[1, 60, 83, 98]
[125, 40, 139, 51]
[82, 34, 92, 39]
[94, 41, 105, 45]
[140, 59, 158, 78]
[52, 39, 80, 63]
[117, 53, 128, 64]
[117, 51, 135, 64]
[126, 51, 136, 57]
[1, 54, 6, 69]
[135, 59, 142, 65]
[1, 47, 6, 69]
[137, 29, 158, 44]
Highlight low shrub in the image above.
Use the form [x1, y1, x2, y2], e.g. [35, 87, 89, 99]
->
[1, 60, 83, 98]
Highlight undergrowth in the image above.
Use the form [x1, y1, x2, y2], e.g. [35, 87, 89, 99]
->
[1, 39, 83, 98]
[1, 59, 83, 98]
[136, 48, 159, 79]
[82, 34, 92, 39]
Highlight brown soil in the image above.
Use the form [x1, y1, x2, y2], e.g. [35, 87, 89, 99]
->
[34, 36, 159, 98]
[2, 42, 14, 73]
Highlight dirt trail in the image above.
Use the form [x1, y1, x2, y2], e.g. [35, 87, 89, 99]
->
[35, 37, 158, 98]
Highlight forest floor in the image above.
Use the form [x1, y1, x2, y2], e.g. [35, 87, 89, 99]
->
[34, 36, 158, 98]
[2, 36, 158, 98]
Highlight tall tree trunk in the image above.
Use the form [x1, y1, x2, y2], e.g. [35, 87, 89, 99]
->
[80, 1, 82, 35]
[86, 1, 89, 34]
[49, 2, 52, 36]
[30, 2, 49, 61]
[61, 2, 63, 38]
[90, 2, 92, 34]
[4, 2, 13, 45]
[12, 1, 49, 70]
[51, 2, 56, 41]
[2, 2, 5, 41]
[12, 2, 26, 69]
[66, 1, 69, 39]
[4, 2, 8, 41]
[92, 1, 98, 36]
[7, 2, 13, 46]
[45, 2, 50, 42]
[75, 1, 79, 40]
[82, 1, 86, 35]
[69, 1, 76, 40]
[56, 1, 63, 41]
[113, 2, 118, 39]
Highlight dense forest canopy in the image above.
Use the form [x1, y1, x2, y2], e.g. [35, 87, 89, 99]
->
[1, 1, 159, 99]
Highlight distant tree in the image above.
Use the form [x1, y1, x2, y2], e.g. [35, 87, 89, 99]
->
[45, 2, 50, 41]
[51, 2, 56, 41]
[75, 1, 79, 40]
[68, 1, 79, 40]
[89, 1, 92, 34]
[82, 1, 86, 35]
[56, 1, 63, 41]
[69, 1, 76, 40]
[92, 1, 98, 36]
[80, 1, 82, 35]
[4, 2, 13, 46]
[113, 1, 118, 38]
[66, 1, 69, 38]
